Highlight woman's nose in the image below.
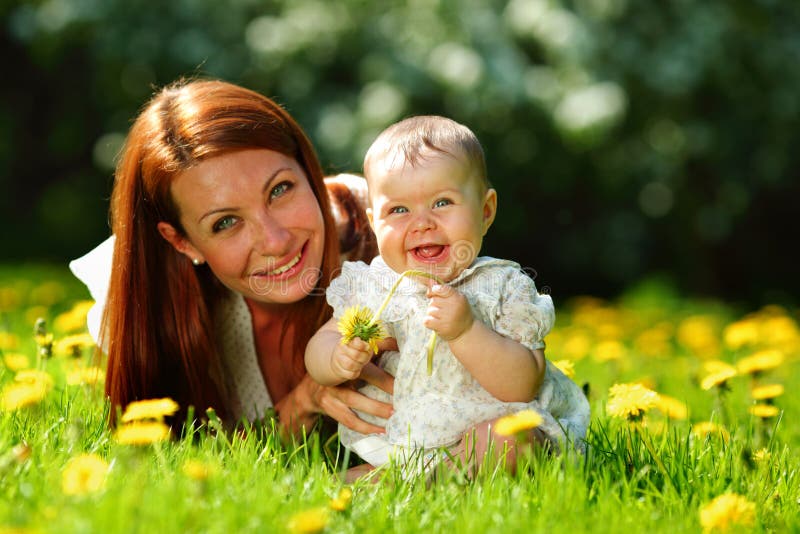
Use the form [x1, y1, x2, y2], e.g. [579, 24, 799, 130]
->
[251, 213, 292, 257]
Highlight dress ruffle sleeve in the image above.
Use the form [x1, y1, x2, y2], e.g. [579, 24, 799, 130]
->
[493, 269, 555, 351]
[327, 260, 369, 319]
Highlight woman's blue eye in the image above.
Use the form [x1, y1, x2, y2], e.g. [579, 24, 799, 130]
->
[270, 181, 292, 200]
[389, 206, 409, 214]
[213, 216, 237, 232]
[434, 198, 452, 208]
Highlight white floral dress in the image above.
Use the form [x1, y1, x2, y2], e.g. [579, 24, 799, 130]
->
[328, 256, 590, 465]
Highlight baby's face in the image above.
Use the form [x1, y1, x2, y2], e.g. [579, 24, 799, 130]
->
[366, 152, 496, 282]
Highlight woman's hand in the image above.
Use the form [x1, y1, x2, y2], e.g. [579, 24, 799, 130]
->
[275, 352, 395, 437]
[310, 362, 394, 434]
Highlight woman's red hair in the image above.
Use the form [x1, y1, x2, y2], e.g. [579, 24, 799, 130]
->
[103, 79, 340, 423]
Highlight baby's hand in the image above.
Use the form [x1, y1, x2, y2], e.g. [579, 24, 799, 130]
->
[330, 337, 373, 382]
[424, 284, 474, 341]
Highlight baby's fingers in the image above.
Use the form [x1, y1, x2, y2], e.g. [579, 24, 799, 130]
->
[347, 337, 372, 353]
[426, 284, 455, 299]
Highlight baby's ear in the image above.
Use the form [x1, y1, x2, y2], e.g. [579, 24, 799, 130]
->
[481, 188, 497, 235]
[366, 207, 374, 229]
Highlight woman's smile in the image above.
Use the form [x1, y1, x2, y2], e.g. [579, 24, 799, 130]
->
[251, 241, 307, 279]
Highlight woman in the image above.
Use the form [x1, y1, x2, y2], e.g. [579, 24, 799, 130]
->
[71, 79, 393, 435]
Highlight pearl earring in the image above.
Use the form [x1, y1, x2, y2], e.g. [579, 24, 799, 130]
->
[192, 258, 201, 266]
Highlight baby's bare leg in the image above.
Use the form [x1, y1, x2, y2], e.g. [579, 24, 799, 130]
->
[447, 418, 548, 476]
[343, 463, 377, 483]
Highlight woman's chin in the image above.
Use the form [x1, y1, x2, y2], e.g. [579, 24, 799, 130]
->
[245, 267, 321, 305]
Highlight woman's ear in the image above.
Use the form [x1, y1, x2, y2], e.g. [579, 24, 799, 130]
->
[157, 222, 204, 264]
[481, 188, 497, 235]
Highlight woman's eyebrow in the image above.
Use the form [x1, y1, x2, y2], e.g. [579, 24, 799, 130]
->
[261, 166, 292, 195]
[197, 166, 292, 223]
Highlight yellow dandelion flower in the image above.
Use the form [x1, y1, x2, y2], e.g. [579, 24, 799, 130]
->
[0, 383, 48, 411]
[595, 321, 624, 341]
[54, 300, 94, 333]
[654, 394, 688, 420]
[722, 319, 760, 350]
[593, 340, 626, 362]
[287, 507, 330, 533]
[760, 315, 800, 349]
[66, 367, 105, 386]
[634, 327, 672, 358]
[34, 333, 54, 349]
[0, 286, 22, 311]
[691, 421, 730, 441]
[751, 383, 783, 401]
[561, 332, 591, 361]
[0, 332, 20, 350]
[329, 487, 353, 511]
[606, 383, 659, 422]
[748, 404, 779, 419]
[114, 422, 171, 445]
[699, 493, 755, 532]
[337, 305, 384, 354]
[182, 459, 216, 481]
[121, 398, 179, 423]
[700, 362, 736, 390]
[494, 409, 544, 436]
[677, 316, 720, 358]
[736, 349, 783, 375]
[53, 333, 96, 358]
[62, 453, 108, 496]
[3, 352, 30, 371]
[635, 376, 657, 390]
[752, 448, 771, 463]
[15, 369, 54, 389]
[551, 359, 575, 378]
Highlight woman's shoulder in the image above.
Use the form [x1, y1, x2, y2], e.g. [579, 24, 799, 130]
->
[324, 174, 378, 264]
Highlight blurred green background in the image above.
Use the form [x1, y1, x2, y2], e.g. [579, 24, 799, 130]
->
[1, 0, 797, 305]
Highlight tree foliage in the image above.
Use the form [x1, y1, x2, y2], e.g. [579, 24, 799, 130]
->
[2, 0, 797, 302]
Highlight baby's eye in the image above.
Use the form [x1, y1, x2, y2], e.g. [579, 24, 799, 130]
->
[389, 206, 409, 214]
[212, 215, 237, 233]
[433, 198, 453, 208]
[269, 181, 293, 201]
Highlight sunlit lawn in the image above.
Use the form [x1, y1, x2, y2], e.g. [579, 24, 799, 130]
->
[1, 264, 798, 533]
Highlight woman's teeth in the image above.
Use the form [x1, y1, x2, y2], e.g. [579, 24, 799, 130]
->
[266, 251, 301, 275]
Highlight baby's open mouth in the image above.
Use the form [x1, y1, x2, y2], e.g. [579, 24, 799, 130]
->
[411, 244, 448, 262]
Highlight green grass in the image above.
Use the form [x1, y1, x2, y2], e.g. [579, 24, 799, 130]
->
[1, 265, 798, 533]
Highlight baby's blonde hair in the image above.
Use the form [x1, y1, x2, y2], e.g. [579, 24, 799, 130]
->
[364, 115, 488, 188]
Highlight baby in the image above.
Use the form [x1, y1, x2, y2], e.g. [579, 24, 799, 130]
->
[305, 116, 589, 471]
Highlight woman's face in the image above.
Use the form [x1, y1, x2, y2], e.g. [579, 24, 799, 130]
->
[159, 149, 326, 306]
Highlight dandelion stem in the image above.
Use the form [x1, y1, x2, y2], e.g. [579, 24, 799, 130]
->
[373, 270, 443, 323]
[372, 270, 444, 376]
[427, 332, 438, 375]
